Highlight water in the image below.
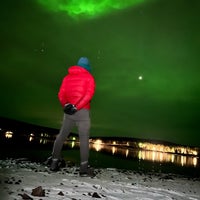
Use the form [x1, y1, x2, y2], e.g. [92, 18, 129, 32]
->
[0, 135, 199, 178]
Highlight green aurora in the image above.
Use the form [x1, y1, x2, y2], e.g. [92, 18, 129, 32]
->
[0, 0, 200, 147]
[37, 0, 147, 19]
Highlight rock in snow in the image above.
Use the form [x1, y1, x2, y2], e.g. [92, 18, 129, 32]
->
[0, 158, 200, 200]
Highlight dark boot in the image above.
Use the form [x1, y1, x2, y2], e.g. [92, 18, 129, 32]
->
[50, 158, 66, 171]
[79, 162, 95, 177]
[80, 167, 95, 177]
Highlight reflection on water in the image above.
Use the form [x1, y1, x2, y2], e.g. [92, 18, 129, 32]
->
[29, 133, 34, 142]
[1, 129, 199, 168]
[89, 139, 199, 168]
[137, 150, 198, 167]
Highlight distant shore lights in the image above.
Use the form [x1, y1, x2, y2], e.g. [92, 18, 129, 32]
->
[5, 131, 13, 139]
[89, 139, 199, 167]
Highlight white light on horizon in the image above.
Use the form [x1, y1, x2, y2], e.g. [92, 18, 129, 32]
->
[5, 131, 13, 139]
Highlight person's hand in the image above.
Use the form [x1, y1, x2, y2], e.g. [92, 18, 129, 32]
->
[63, 104, 77, 115]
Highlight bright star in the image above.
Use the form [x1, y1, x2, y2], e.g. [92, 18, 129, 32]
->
[138, 76, 143, 80]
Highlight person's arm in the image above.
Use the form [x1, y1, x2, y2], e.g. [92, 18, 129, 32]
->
[76, 76, 95, 110]
[58, 77, 68, 107]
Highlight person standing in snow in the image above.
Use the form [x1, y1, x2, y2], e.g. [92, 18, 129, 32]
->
[47, 57, 96, 176]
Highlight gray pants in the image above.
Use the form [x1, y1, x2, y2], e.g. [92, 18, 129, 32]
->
[52, 109, 90, 166]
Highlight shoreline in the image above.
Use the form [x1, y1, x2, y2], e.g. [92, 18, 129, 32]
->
[0, 158, 200, 200]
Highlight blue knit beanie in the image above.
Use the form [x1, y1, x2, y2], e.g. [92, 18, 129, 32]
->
[77, 57, 91, 72]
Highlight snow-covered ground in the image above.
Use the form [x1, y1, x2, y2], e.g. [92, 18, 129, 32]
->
[0, 158, 200, 200]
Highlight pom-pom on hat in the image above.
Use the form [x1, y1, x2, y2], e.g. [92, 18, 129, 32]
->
[77, 57, 91, 72]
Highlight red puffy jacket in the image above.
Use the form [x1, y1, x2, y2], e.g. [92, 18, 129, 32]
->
[58, 66, 95, 110]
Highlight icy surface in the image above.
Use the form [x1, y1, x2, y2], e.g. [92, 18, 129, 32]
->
[0, 158, 200, 200]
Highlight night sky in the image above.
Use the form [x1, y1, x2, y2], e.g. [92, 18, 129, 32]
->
[1, 0, 200, 147]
